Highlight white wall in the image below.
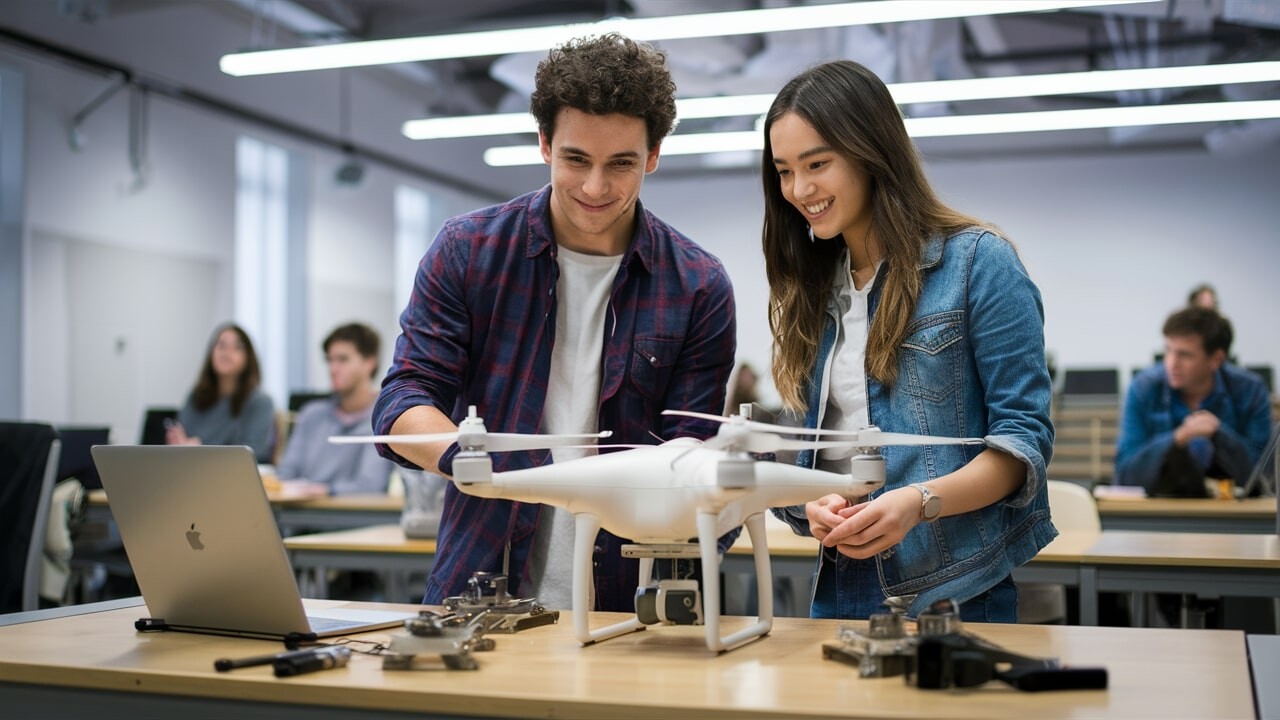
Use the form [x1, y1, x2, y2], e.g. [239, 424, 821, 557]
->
[7, 46, 490, 440]
[642, 144, 1280, 408]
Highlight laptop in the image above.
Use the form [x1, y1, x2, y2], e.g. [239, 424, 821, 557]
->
[91, 444, 418, 640]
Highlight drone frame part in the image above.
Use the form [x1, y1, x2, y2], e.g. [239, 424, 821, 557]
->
[571, 510, 773, 653]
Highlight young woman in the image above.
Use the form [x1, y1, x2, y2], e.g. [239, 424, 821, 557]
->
[167, 323, 276, 463]
[762, 60, 1056, 621]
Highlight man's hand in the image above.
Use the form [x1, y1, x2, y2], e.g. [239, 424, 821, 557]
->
[1175, 410, 1221, 446]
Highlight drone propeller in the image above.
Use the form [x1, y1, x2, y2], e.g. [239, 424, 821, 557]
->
[662, 409, 984, 449]
[329, 430, 613, 453]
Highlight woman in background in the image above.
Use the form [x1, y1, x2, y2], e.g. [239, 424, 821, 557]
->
[167, 323, 275, 463]
[761, 60, 1056, 621]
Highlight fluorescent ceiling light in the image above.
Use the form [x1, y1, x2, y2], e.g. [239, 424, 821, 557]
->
[222, 1, 1147, 76]
[406, 61, 1280, 140]
[482, 99, 1280, 166]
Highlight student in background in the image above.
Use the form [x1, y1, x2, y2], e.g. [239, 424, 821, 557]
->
[760, 60, 1056, 621]
[1116, 306, 1271, 497]
[167, 323, 275, 463]
[1187, 283, 1219, 311]
[373, 33, 737, 611]
[277, 323, 395, 495]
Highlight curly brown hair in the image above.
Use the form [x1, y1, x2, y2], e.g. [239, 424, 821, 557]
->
[530, 32, 676, 150]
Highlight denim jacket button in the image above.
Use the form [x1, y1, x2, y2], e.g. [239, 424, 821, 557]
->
[879, 548, 894, 559]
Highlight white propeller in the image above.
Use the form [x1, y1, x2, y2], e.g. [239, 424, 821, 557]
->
[329, 431, 614, 452]
[662, 409, 984, 449]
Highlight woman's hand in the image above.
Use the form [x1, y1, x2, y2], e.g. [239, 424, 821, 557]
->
[821, 487, 922, 560]
[165, 422, 201, 446]
[805, 494, 851, 543]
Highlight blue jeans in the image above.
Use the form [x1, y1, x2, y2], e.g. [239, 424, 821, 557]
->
[809, 549, 1019, 622]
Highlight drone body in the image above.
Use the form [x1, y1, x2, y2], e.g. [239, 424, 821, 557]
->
[451, 437, 885, 544]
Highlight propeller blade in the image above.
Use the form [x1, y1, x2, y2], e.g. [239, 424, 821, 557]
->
[481, 431, 612, 452]
[328, 432, 457, 445]
[663, 409, 837, 438]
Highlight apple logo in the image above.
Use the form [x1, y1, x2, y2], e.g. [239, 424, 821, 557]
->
[185, 522, 205, 550]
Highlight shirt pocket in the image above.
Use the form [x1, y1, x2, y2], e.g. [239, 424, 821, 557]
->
[630, 337, 683, 400]
[898, 311, 964, 403]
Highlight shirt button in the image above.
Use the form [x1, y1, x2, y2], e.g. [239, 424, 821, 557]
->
[649, 356, 658, 365]
[879, 548, 894, 559]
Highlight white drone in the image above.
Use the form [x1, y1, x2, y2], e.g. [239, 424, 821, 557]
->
[334, 406, 983, 653]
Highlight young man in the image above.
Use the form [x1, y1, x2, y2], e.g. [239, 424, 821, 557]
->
[373, 34, 737, 611]
[277, 323, 395, 495]
[1116, 307, 1272, 497]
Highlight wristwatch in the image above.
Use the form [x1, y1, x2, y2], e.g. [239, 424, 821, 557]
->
[909, 483, 942, 522]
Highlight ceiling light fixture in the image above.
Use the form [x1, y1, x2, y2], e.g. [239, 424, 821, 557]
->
[221, 0, 1147, 76]
[482, 99, 1280, 166]
[405, 60, 1280, 140]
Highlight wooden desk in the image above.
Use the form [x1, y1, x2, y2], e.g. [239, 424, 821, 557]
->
[286, 525, 435, 602]
[1096, 496, 1277, 534]
[0, 600, 1255, 719]
[88, 489, 404, 532]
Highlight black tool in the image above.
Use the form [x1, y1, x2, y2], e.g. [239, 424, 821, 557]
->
[273, 645, 352, 677]
[215, 646, 334, 673]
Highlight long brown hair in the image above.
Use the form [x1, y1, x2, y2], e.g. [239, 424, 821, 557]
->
[761, 60, 983, 411]
[190, 323, 261, 416]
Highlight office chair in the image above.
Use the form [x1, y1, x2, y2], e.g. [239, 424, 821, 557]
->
[0, 422, 61, 613]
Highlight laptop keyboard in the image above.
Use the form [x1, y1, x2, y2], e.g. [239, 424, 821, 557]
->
[306, 616, 366, 632]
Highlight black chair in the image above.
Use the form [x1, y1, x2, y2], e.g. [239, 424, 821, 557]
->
[0, 422, 60, 613]
[1058, 368, 1120, 407]
[288, 391, 332, 412]
[1245, 365, 1274, 394]
[138, 407, 178, 445]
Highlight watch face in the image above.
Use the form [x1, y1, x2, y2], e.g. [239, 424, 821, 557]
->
[922, 495, 943, 521]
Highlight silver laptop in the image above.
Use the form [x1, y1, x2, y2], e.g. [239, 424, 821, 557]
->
[91, 445, 417, 639]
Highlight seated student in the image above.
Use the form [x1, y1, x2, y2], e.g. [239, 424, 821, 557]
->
[1116, 307, 1272, 497]
[168, 323, 276, 463]
[277, 323, 395, 495]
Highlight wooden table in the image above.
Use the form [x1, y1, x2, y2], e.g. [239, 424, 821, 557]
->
[0, 599, 1256, 719]
[1096, 496, 1277, 534]
[1080, 531, 1280, 627]
[286, 524, 435, 602]
[88, 488, 404, 532]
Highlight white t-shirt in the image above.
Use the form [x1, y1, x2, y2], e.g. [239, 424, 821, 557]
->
[527, 244, 623, 609]
[818, 254, 883, 475]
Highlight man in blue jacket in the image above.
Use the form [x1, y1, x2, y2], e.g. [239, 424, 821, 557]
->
[1116, 307, 1272, 497]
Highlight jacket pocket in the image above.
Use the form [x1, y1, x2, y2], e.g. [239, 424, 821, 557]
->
[898, 311, 964, 403]
[630, 337, 682, 400]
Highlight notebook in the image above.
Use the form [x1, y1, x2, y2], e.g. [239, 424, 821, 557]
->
[91, 444, 418, 640]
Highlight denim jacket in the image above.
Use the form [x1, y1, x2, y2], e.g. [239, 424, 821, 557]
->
[773, 229, 1057, 616]
[1115, 363, 1272, 491]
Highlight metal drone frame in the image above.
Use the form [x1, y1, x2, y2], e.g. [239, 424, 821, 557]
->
[337, 407, 982, 653]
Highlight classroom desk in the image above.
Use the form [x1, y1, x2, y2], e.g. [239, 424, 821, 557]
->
[1080, 531, 1280, 627]
[1096, 496, 1277, 534]
[87, 489, 404, 532]
[286, 525, 435, 602]
[271, 493, 403, 532]
[0, 599, 1256, 719]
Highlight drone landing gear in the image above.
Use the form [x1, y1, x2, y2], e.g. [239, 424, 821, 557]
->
[573, 513, 647, 645]
[699, 510, 773, 653]
[569, 511, 774, 653]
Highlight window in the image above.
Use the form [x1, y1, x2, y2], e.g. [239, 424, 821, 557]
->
[0, 64, 24, 417]
[393, 185, 433, 319]
[235, 136, 304, 409]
